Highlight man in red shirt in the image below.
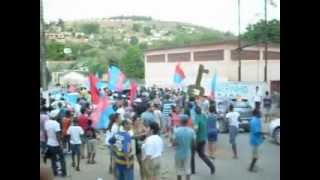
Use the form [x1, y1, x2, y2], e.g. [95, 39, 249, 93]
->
[78, 108, 89, 159]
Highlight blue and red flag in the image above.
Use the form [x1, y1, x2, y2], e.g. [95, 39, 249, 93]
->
[89, 74, 100, 105]
[90, 96, 115, 129]
[174, 63, 186, 84]
[210, 72, 218, 100]
[108, 65, 127, 92]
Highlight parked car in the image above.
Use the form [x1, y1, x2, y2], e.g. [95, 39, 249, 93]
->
[269, 118, 280, 145]
[218, 98, 253, 133]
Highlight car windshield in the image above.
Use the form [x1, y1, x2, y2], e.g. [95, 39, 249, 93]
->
[232, 101, 250, 108]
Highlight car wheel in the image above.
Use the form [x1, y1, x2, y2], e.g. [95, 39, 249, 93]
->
[273, 127, 280, 145]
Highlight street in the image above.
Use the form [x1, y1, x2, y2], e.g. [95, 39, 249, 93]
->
[42, 132, 280, 180]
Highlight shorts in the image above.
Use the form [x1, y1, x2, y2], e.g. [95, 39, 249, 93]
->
[229, 126, 238, 145]
[175, 156, 191, 175]
[87, 139, 97, 154]
[263, 108, 272, 116]
[71, 144, 81, 155]
[252, 145, 259, 159]
[208, 129, 218, 142]
[144, 157, 161, 177]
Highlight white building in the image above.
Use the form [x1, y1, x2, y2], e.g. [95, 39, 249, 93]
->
[144, 40, 280, 95]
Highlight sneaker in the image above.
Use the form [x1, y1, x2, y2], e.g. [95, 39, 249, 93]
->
[76, 167, 80, 171]
[72, 162, 76, 168]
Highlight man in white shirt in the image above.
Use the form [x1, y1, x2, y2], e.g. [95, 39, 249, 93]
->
[226, 105, 240, 159]
[253, 86, 262, 109]
[67, 119, 84, 171]
[45, 111, 67, 177]
[142, 122, 164, 180]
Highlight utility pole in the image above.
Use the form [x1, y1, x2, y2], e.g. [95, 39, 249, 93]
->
[264, 0, 268, 82]
[40, 0, 48, 90]
[238, 0, 242, 81]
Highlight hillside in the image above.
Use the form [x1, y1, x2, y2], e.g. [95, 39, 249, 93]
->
[44, 16, 236, 77]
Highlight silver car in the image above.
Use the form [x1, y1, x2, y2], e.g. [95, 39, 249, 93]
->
[269, 118, 280, 145]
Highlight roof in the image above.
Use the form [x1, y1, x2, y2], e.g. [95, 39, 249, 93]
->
[144, 40, 280, 53]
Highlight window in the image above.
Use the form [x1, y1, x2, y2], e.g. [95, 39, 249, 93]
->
[194, 50, 224, 61]
[231, 50, 260, 60]
[146, 54, 165, 63]
[168, 52, 190, 62]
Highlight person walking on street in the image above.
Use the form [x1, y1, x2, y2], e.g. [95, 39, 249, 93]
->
[85, 119, 98, 164]
[253, 86, 262, 109]
[248, 108, 266, 172]
[62, 111, 72, 153]
[132, 115, 148, 180]
[191, 106, 215, 175]
[207, 105, 218, 159]
[173, 114, 195, 180]
[162, 95, 175, 135]
[109, 120, 134, 180]
[226, 105, 240, 159]
[79, 108, 89, 159]
[142, 121, 164, 180]
[262, 91, 272, 123]
[44, 111, 67, 177]
[67, 118, 84, 171]
[105, 113, 121, 178]
[141, 103, 156, 126]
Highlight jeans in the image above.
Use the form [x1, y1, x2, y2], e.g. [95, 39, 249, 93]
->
[47, 145, 67, 176]
[191, 141, 215, 173]
[116, 166, 134, 180]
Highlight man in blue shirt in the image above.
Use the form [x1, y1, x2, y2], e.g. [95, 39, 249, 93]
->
[173, 114, 195, 180]
[249, 108, 265, 172]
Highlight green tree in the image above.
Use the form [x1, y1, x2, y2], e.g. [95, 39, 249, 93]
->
[46, 41, 65, 60]
[143, 26, 152, 35]
[132, 23, 141, 32]
[242, 19, 280, 43]
[80, 23, 100, 35]
[120, 46, 144, 79]
[130, 36, 139, 45]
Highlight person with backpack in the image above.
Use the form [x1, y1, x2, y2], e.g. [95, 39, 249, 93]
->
[109, 120, 134, 180]
[105, 113, 121, 179]
[207, 105, 219, 159]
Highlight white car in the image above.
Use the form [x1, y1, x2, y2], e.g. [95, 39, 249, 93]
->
[269, 118, 280, 145]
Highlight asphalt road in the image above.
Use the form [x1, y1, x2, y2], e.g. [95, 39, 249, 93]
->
[41, 131, 279, 180]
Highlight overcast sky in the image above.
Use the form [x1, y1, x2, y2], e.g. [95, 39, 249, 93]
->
[43, 0, 280, 34]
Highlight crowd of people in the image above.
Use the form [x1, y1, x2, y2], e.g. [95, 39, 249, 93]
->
[40, 85, 268, 180]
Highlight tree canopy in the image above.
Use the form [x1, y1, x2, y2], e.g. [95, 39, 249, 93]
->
[120, 46, 144, 79]
[80, 23, 100, 35]
[242, 19, 280, 44]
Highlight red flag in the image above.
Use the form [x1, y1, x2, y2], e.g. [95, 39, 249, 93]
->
[68, 85, 76, 92]
[89, 74, 100, 105]
[129, 81, 138, 106]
